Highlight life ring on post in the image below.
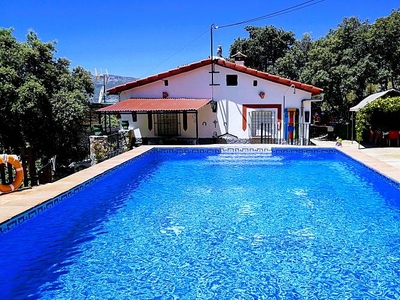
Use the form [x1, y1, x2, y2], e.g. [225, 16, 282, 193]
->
[0, 155, 24, 193]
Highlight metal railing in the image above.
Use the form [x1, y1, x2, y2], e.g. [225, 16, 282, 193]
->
[107, 131, 132, 159]
[259, 122, 311, 145]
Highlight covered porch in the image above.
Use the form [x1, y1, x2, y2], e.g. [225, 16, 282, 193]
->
[350, 89, 400, 146]
[96, 98, 211, 145]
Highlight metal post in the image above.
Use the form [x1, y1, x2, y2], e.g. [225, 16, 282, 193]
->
[351, 112, 354, 144]
[282, 84, 296, 144]
[103, 113, 107, 134]
[210, 24, 215, 86]
[195, 111, 199, 144]
[103, 75, 106, 103]
[261, 122, 264, 144]
[283, 95, 286, 144]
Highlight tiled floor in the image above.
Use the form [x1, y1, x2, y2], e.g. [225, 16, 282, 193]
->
[311, 139, 400, 183]
[1, 142, 399, 226]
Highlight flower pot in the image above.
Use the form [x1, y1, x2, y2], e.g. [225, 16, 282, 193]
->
[121, 120, 129, 130]
[92, 125, 103, 136]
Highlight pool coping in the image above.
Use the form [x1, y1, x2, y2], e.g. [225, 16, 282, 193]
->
[1, 144, 399, 233]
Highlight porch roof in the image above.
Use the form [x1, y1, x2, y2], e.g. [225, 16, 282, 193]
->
[349, 89, 400, 112]
[96, 98, 211, 113]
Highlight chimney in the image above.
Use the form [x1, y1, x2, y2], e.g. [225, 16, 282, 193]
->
[231, 52, 247, 66]
[216, 45, 222, 58]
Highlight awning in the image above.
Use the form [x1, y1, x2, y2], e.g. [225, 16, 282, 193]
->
[96, 98, 211, 113]
[349, 89, 400, 112]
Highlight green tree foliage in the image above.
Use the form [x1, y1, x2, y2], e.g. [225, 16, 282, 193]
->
[355, 96, 400, 141]
[275, 33, 313, 81]
[229, 25, 296, 73]
[368, 9, 400, 90]
[228, 10, 400, 122]
[0, 29, 94, 164]
[300, 17, 374, 118]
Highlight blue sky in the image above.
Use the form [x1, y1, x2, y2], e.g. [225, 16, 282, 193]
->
[1, 0, 399, 78]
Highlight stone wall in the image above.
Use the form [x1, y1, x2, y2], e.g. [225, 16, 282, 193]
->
[89, 130, 134, 164]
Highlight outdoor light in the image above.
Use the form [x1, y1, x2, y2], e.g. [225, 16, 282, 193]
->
[210, 100, 218, 113]
[259, 92, 265, 99]
[283, 84, 296, 109]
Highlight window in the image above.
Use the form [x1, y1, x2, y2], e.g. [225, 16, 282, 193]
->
[164, 80, 169, 86]
[156, 113, 180, 136]
[251, 110, 275, 137]
[253, 80, 258, 86]
[226, 74, 238, 86]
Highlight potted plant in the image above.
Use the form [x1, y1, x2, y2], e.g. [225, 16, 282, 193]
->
[121, 120, 129, 130]
[92, 124, 103, 136]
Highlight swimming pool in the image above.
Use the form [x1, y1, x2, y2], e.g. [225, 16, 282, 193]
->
[1, 147, 400, 299]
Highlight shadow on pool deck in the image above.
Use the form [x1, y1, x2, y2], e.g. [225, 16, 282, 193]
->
[1, 142, 399, 226]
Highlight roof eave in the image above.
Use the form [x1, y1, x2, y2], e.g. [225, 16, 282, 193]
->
[107, 57, 323, 95]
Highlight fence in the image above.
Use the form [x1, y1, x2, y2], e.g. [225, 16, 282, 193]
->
[89, 130, 133, 164]
[0, 146, 55, 192]
[259, 122, 311, 145]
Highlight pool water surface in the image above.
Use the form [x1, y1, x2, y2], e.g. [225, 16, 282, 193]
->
[0, 148, 400, 299]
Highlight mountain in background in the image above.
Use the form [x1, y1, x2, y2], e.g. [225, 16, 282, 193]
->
[91, 74, 137, 103]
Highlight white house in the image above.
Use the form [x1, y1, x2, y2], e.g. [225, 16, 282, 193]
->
[98, 54, 323, 145]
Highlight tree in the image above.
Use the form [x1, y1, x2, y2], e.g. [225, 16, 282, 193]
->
[0, 29, 94, 165]
[227, 11, 400, 124]
[275, 33, 313, 81]
[355, 96, 400, 141]
[368, 9, 400, 90]
[229, 25, 296, 73]
[301, 17, 374, 119]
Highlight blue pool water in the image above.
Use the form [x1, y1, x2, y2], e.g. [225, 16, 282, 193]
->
[1, 147, 400, 299]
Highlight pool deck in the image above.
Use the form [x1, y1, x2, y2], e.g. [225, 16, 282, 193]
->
[1, 142, 399, 226]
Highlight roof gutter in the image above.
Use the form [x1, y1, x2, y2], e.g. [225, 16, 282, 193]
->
[300, 96, 324, 145]
[301, 94, 324, 116]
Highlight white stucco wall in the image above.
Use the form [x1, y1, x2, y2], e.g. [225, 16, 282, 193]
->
[117, 62, 315, 141]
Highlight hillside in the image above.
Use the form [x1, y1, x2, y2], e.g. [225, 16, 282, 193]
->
[91, 74, 136, 103]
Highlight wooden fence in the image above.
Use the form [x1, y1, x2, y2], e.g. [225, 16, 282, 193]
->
[0, 146, 54, 192]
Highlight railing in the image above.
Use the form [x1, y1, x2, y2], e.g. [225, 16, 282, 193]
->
[89, 130, 134, 164]
[87, 123, 315, 165]
[107, 131, 132, 158]
[259, 122, 311, 145]
[0, 147, 55, 191]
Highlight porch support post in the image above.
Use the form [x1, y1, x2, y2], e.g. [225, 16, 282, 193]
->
[351, 111, 354, 144]
[108, 113, 111, 134]
[195, 111, 199, 144]
[103, 112, 107, 134]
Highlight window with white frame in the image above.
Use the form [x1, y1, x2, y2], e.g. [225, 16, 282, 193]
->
[250, 110, 275, 137]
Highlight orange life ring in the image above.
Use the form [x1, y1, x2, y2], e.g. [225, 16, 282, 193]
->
[0, 155, 24, 193]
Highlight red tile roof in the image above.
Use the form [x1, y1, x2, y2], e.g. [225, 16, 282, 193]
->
[107, 58, 323, 95]
[96, 98, 211, 113]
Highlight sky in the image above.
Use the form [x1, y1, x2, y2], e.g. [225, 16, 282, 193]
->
[1, 0, 399, 79]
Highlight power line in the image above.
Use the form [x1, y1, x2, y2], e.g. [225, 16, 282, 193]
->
[216, 0, 325, 29]
[142, 0, 325, 77]
[140, 29, 209, 78]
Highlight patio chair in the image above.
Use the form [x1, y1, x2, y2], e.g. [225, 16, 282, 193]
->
[387, 130, 400, 146]
[369, 129, 382, 145]
[369, 129, 375, 144]
[133, 128, 143, 147]
[374, 130, 382, 145]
